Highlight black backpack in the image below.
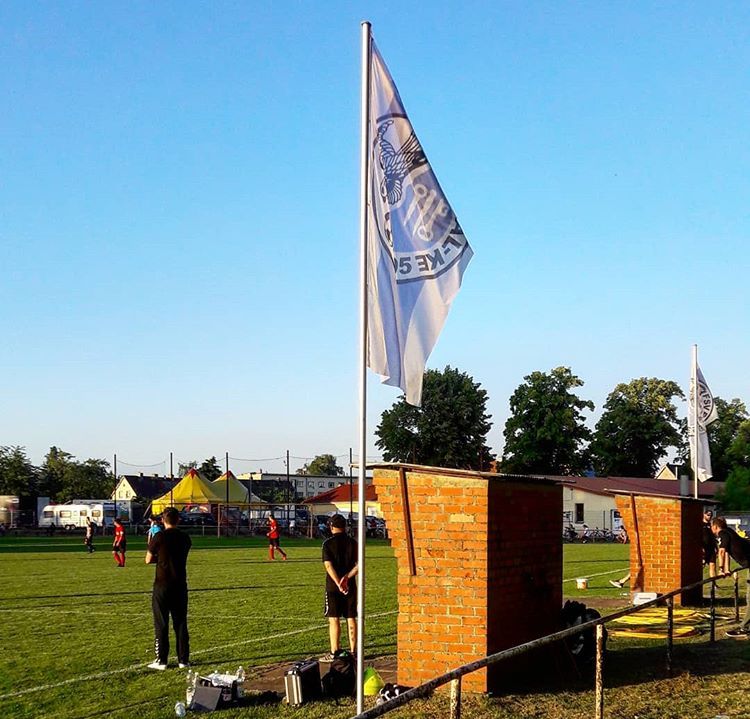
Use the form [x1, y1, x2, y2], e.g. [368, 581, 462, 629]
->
[321, 650, 355, 698]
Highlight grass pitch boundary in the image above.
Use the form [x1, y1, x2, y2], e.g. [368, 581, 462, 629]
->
[0, 610, 397, 703]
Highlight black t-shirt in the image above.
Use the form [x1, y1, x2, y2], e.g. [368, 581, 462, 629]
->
[322, 533, 358, 592]
[717, 528, 750, 568]
[702, 523, 716, 554]
[150, 528, 192, 586]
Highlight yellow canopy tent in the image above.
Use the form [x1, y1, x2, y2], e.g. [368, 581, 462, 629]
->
[212, 471, 250, 504]
[151, 468, 223, 513]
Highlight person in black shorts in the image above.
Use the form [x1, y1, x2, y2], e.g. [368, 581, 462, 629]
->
[321, 513, 358, 660]
[702, 509, 717, 578]
[711, 516, 750, 637]
[145, 507, 192, 669]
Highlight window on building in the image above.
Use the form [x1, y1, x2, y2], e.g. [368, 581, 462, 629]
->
[43, 511, 53, 518]
[80, 509, 87, 517]
[574, 503, 584, 524]
[318, 482, 325, 489]
[328, 482, 335, 488]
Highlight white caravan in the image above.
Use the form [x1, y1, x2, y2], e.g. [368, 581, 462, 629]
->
[38, 502, 115, 530]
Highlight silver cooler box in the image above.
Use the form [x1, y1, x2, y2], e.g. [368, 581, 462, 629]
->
[284, 659, 322, 706]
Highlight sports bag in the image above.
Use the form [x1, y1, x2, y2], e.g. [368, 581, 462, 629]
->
[321, 649, 355, 698]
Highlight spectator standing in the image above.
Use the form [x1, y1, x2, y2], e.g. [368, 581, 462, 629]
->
[267, 513, 287, 561]
[112, 518, 126, 567]
[145, 507, 192, 669]
[84, 517, 96, 554]
[711, 516, 750, 637]
[321, 513, 358, 660]
[702, 509, 717, 578]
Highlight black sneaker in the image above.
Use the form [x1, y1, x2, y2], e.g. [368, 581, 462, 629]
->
[726, 628, 749, 638]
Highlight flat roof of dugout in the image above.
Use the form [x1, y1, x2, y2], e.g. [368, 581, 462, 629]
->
[607, 488, 718, 504]
[366, 462, 561, 486]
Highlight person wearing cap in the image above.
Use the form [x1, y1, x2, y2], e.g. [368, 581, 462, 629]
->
[321, 513, 358, 661]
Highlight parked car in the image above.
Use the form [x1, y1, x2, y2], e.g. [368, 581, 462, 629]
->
[178, 510, 216, 527]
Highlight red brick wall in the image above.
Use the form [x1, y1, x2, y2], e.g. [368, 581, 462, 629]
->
[614, 495, 703, 606]
[374, 467, 562, 693]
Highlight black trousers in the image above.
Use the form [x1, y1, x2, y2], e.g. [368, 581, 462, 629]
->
[152, 583, 189, 664]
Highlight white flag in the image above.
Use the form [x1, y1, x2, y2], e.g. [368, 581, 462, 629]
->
[689, 360, 719, 482]
[366, 43, 473, 406]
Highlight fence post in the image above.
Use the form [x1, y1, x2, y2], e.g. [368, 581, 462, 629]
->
[734, 573, 740, 623]
[594, 624, 604, 719]
[666, 595, 673, 676]
[710, 579, 716, 643]
[449, 677, 462, 719]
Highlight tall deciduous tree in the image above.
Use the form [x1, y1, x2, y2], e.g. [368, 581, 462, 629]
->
[707, 398, 748, 481]
[177, 460, 198, 477]
[501, 367, 593, 475]
[590, 378, 684, 477]
[716, 419, 750, 510]
[376, 366, 494, 470]
[199, 457, 222, 482]
[297, 454, 344, 476]
[0, 446, 39, 501]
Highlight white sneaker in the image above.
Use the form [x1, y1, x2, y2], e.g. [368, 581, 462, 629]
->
[178, 663, 190, 669]
[147, 661, 168, 671]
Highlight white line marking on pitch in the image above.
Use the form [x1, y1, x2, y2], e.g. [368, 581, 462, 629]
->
[0, 607, 318, 623]
[0, 610, 397, 702]
[563, 567, 629, 583]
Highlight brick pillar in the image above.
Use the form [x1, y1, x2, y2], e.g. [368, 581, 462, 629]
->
[614, 494, 703, 606]
[374, 466, 562, 693]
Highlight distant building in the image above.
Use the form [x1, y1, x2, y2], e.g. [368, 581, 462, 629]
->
[112, 474, 178, 502]
[557, 474, 720, 529]
[236, 471, 372, 502]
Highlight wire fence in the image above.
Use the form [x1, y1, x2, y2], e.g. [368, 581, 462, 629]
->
[353, 568, 745, 719]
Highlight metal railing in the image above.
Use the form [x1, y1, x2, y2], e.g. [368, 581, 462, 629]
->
[352, 569, 744, 719]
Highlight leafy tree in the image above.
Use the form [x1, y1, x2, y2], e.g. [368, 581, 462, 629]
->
[39, 446, 74, 498]
[707, 398, 748, 481]
[375, 366, 494, 470]
[177, 460, 198, 477]
[0, 446, 39, 501]
[590, 378, 684, 477]
[715, 420, 750, 510]
[38, 447, 113, 502]
[199, 456, 222, 482]
[501, 367, 593, 475]
[297, 454, 344, 476]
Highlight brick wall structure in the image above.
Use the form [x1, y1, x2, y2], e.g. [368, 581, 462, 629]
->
[613, 492, 704, 606]
[373, 465, 562, 693]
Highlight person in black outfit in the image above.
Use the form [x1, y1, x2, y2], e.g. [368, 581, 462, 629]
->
[145, 507, 192, 669]
[321, 513, 358, 659]
[711, 516, 750, 637]
[702, 509, 717, 578]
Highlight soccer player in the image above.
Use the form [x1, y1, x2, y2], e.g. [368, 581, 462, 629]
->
[711, 516, 750, 638]
[112, 517, 126, 567]
[84, 517, 95, 554]
[321, 513, 358, 660]
[267, 513, 287, 561]
[145, 507, 192, 670]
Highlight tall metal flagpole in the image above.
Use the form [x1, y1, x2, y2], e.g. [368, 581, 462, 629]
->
[356, 19, 372, 715]
[692, 344, 699, 499]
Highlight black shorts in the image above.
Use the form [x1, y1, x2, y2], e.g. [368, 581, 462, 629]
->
[113, 542, 126, 552]
[324, 590, 357, 619]
[704, 546, 717, 564]
[269, 537, 281, 548]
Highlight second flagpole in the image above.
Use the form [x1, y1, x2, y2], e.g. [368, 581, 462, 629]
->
[692, 344, 699, 499]
[356, 19, 372, 715]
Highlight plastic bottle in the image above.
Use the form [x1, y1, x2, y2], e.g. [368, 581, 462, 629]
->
[174, 701, 186, 717]
[236, 666, 245, 698]
[185, 670, 196, 705]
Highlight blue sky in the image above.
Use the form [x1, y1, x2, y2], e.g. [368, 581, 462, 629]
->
[1, 2, 748, 473]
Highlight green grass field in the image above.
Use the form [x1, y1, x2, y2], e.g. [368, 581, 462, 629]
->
[1, 536, 746, 719]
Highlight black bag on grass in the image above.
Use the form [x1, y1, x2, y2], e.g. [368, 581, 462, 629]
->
[322, 649, 355, 698]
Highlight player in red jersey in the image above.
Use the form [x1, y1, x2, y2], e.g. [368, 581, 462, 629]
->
[112, 517, 127, 567]
[266, 513, 287, 561]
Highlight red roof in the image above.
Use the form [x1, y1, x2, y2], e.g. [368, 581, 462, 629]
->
[303, 484, 378, 505]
